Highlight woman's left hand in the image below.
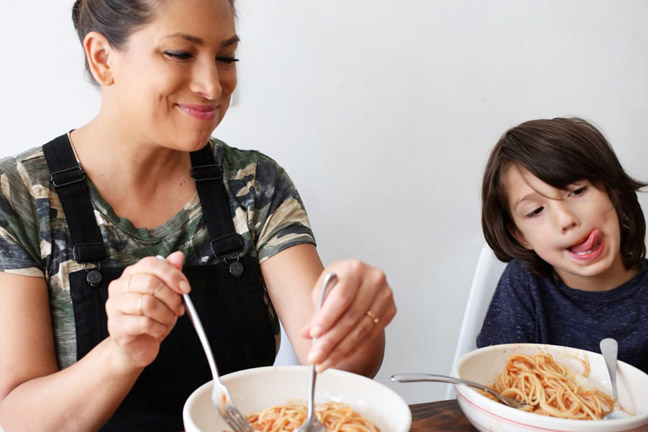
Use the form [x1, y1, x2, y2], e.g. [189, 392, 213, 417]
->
[300, 260, 396, 372]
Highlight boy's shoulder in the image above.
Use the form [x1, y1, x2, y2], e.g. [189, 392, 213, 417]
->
[632, 258, 648, 289]
[498, 259, 560, 300]
[638, 258, 648, 276]
[501, 258, 540, 283]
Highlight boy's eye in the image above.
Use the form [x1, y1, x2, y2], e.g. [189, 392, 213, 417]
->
[164, 51, 193, 60]
[526, 207, 544, 218]
[570, 186, 587, 197]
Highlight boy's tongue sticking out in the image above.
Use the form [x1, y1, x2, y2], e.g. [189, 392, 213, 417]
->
[568, 229, 602, 255]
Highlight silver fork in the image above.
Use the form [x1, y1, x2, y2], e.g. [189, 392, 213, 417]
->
[183, 293, 254, 432]
[295, 272, 338, 432]
[390, 373, 529, 410]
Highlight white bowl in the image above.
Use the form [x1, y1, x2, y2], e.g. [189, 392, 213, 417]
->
[452, 343, 648, 432]
[183, 365, 411, 432]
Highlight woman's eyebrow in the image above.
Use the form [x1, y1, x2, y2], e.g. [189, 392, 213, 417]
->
[163, 33, 240, 47]
[221, 35, 240, 47]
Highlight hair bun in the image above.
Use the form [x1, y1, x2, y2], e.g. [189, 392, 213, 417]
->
[71, 0, 83, 28]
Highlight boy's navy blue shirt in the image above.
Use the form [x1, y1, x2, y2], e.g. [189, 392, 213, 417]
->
[477, 259, 648, 374]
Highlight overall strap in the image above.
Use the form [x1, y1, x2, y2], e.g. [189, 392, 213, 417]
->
[42, 135, 107, 274]
[190, 144, 244, 271]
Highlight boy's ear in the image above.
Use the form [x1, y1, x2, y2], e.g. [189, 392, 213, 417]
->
[508, 224, 533, 250]
[83, 31, 115, 86]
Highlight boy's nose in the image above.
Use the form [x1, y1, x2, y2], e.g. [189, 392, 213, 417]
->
[555, 204, 579, 233]
[561, 219, 577, 233]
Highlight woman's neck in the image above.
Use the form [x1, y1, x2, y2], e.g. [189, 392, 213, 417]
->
[72, 121, 188, 180]
[69, 121, 197, 229]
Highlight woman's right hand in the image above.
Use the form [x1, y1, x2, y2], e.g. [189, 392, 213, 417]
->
[105, 251, 189, 369]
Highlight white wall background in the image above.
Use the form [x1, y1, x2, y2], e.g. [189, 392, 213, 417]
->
[2, 1, 647, 404]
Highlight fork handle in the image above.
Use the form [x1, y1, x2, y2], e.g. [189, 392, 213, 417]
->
[390, 373, 521, 409]
[154, 255, 222, 381]
[183, 293, 220, 381]
[306, 273, 337, 418]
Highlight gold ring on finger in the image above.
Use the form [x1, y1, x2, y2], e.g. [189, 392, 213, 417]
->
[366, 310, 379, 324]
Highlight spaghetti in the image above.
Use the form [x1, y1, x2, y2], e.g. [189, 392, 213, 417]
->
[246, 400, 380, 432]
[489, 352, 615, 420]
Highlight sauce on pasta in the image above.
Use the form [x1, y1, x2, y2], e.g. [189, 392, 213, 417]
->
[488, 352, 615, 420]
[246, 400, 380, 432]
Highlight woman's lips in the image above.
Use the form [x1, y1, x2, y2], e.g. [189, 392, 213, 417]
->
[567, 229, 604, 261]
[177, 104, 218, 121]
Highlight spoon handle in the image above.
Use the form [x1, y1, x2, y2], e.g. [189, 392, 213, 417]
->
[600, 338, 619, 401]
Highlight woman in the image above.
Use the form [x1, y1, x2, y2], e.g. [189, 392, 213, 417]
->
[0, 0, 396, 430]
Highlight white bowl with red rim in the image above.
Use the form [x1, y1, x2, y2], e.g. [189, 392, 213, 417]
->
[452, 343, 648, 432]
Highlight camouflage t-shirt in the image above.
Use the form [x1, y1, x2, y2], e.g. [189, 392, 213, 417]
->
[0, 137, 316, 368]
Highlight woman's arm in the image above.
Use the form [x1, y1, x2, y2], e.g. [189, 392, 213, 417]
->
[0, 272, 139, 431]
[0, 253, 188, 431]
[260, 244, 395, 377]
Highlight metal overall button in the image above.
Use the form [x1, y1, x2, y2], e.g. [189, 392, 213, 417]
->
[224, 253, 244, 277]
[84, 262, 103, 287]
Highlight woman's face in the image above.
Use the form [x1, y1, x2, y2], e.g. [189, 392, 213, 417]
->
[106, 0, 238, 150]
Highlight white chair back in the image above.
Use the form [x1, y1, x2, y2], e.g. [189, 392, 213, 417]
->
[445, 243, 507, 399]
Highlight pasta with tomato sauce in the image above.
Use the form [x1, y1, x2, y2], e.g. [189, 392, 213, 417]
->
[245, 400, 380, 432]
[488, 352, 615, 420]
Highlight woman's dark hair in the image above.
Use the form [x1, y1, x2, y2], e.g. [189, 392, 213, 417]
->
[72, 0, 236, 82]
[482, 117, 647, 279]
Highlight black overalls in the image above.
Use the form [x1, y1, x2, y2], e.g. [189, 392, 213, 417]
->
[43, 134, 279, 431]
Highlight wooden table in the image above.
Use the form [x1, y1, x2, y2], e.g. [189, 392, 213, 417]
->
[409, 399, 477, 431]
